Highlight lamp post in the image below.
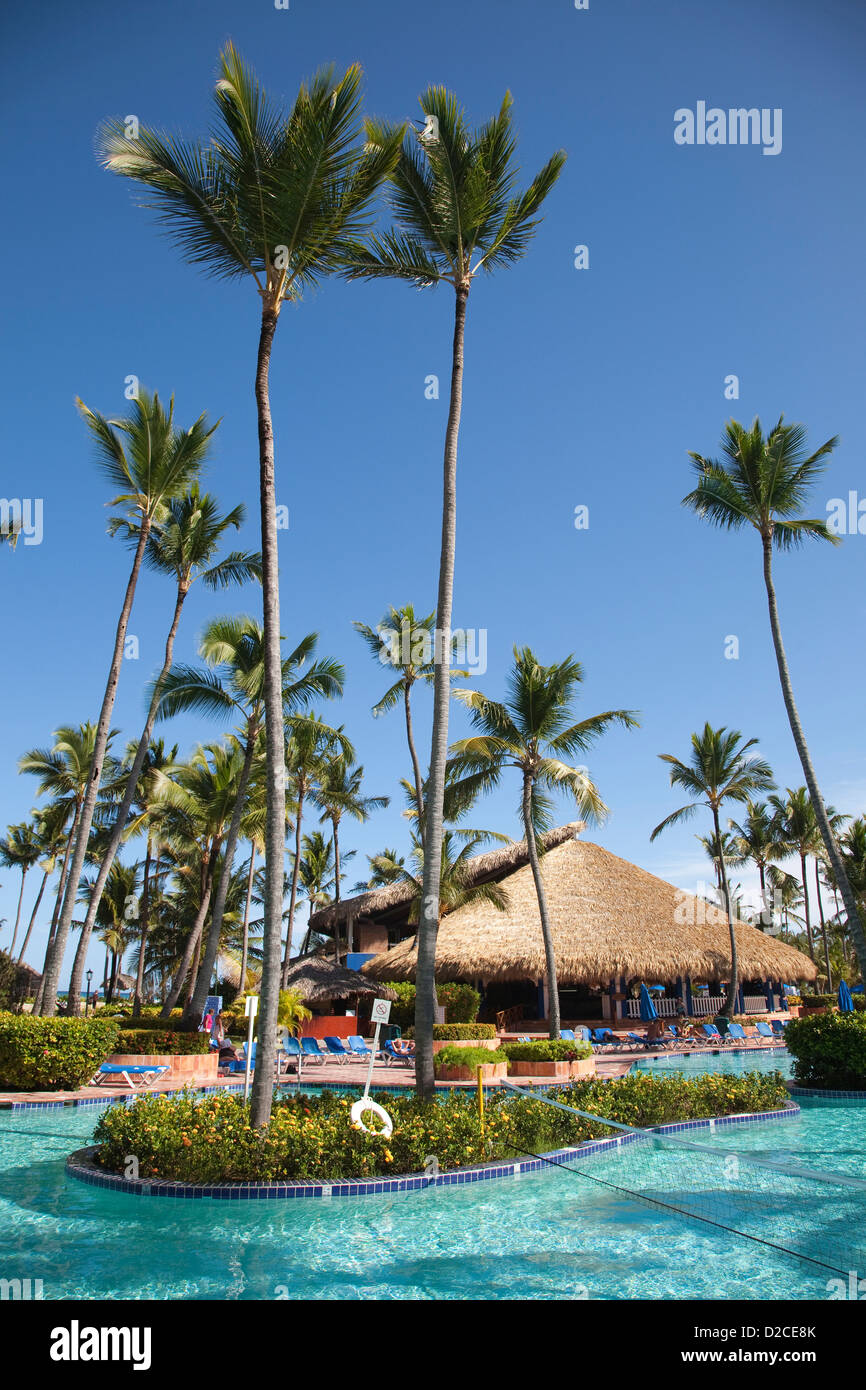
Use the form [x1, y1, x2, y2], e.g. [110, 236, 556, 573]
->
[85, 970, 93, 1016]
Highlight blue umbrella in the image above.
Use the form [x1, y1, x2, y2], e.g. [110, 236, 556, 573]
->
[639, 983, 658, 1022]
[852, 985, 864, 994]
[838, 980, 854, 1013]
[648, 984, 665, 993]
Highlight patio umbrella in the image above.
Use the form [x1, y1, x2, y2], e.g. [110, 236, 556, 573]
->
[648, 984, 665, 993]
[638, 983, 658, 1022]
[838, 980, 854, 1013]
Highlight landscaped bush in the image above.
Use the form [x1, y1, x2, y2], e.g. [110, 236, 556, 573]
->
[784, 1011, 866, 1089]
[118, 1013, 186, 1032]
[0, 951, 36, 1011]
[384, 981, 481, 1030]
[800, 994, 865, 1012]
[500, 1039, 593, 1062]
[432, 1023, 496, 1040]
[433, 1044, 502, 1071]
[114, 1029, 211, 1056]
[0, 1014, 119, 1090]
[92, 1070, 790, 1184]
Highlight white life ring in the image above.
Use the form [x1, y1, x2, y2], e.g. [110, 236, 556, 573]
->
[350, 1097, 393, 1138]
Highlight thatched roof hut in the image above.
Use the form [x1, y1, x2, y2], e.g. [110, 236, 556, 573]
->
[361, 835, 817, 986]
[282, 954, 397, 1008]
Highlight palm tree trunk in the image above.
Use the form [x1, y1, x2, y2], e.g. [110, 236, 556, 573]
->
[186, 732, 257, 1024]
[404, 682, 425, 829]
[280, 786, 305, 989]
[799, 852, 814, 962]
[160, 872, 214, 1017]
[17, 868, 48, 963]
[185, 932, 202, 1010]
[522, 773, 561, 1038]
[761, 533, 866, 981]
[415, 283, 468, 1101]
[250, 305, 285, 1129]
[132, 839, 153, 1018]
[714, 805, 739, 1018]
[8, 869, 28, 958]
[332, 820, 342, 963]
[39, 519, 151, 1015]
[814, 857, 832, 989]
[67, 583, 187, 1015]
[33, 806, 80, 1013]
[239, 844, 256, 994]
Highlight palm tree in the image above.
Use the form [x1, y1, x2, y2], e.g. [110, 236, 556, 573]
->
[66, 486, 257, 1013]
[39, 392, 215, 1015]
[448, 647, 637, 1053]
[353, 848, 406, 892]
[85, 859, 140, 1005]
[379, 830, 510, 928]
[651, 724, 775, 1017]
[728, 799, 785, 928]
[99, 43, 403, 1127]
[14, 805, 67, 964]
[766, 865, 806, 943]
[313, 755, 388, 955]
[0, 822, 41, 956]
[343, 90, 565, 1102]
[153, 618, 344, 1023]
[683, 416, 866, 984]
[295, 831, 336, 955]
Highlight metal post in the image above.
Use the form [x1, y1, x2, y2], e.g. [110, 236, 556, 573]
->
[243, 994, 259, 1104]
[362, 1020, 382, 1102]
[476, 1065, 485, 1136]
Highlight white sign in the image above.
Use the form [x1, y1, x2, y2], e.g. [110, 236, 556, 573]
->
[244, 995, 259, 1018]
[370, 999, 392, 1024]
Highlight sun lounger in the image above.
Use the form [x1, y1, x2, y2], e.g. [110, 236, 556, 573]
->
[726, 1022, 749, 1043]
[323, 1036, 351, 1063]
[383, 1039, 415, 1065]
[590, 1028, 622, 1052]
[300, 1037, 326, 1064]
[91, 1063, 170, 1090]
[755, 1021, 777, 1043]
[560, 1029, 575, 1040]
[347, 1035, 377, 1059]
[626, 1030, 674, 1050]
[700, 1023, 733, 1045]
[771, 1019, 788, 1037]
[667, 1025, 696, 1049]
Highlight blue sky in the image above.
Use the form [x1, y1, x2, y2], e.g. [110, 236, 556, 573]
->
[2, 0, 865, 978]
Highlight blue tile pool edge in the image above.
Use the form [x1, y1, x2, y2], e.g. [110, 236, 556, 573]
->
[63, 1100, 800, 1201]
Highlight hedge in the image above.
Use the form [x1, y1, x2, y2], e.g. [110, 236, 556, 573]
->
[433, 1044, 503, 1071]
[0, 1014, 119, 1090]
[432, 1023, 496, 1040]
[500, 1039, 593, 1062]
[118, 1014, 189, 1032]
[382, 981, 480, 1030]
[92, 1070, 790, 1184]
[0, 950, 36, 1010]
[784, 1011, 866, 1089]
[800, 994, 865, 1012]
[114, 1029, 211, 1056]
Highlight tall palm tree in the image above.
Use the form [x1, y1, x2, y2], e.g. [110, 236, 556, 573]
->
[153, 618, 344, 1023]
[651, 724, 775, 1017]
[766, 865, 806, 943]
[343, 91, 565, 1101]
[128, 739, 178, 1016]
[0, 822, 41, 957]
[295, 831, 336, 955]
[683, 416, 866, 984]
[313, 755, 388, 955]
[85, 859, 140, 1005]
[728, 799, 785, 928]
[99, 43, 403, 1127]
[14, 804, 67, 964]
[39, 392, 215, 1015]
[66, 486, 257, 1012]
[449, 647, 637, 1054]
[696, 829, 743, 896]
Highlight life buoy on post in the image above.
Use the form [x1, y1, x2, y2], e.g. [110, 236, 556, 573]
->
[350, 1097, 393, 1138]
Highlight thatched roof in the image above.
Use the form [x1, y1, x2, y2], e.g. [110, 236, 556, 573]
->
[361, 836, 817, 985]
[282, 954, 397, 1006]
[308, 822, 586, 932]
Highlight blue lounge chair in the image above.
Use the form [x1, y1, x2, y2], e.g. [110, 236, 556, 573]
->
[301, 1037, 326, 1064]
[755, 1021, 776, 1042]
[323, 1036, 350, 1063]
[700, 1023, 732, 1045]
[383, 1039, 415, 1065]
[591, 1028, 621, 1052]
[576, 1027, 592, 1042]
[560, 1029, 575, 1040]
[347, 1034, 376, 1059]
[771, 1019, 788, 1037]
[667, 1025, 696, 1049]
[726, 1022, 748, 1043]
[626, 1030, 674, 1050]
[91, 1063, 170, 1089]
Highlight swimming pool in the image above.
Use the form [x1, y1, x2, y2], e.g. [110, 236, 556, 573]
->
[632, 1045, 794, 1080]
[1, 1057, 863, 1300]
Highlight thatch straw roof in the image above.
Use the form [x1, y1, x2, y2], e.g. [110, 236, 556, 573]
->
[361, 836, 817, 985]
[282, 954, 397, 1006]
[308, 822, 586, 932]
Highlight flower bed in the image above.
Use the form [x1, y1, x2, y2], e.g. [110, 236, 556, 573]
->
[0, 1014, 120, 1090]
[89, 1070, 790, 1184]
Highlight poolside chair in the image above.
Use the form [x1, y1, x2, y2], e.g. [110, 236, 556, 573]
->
[383, 1039, 415, 1066]
[576, 1027, 592, 1043]
[347, 1035, 377, 1059]
[755, 1021, 776, 1043]
[726, 1022, 748, 1043]
[323, 1036, 351, 1063]
[91, 1063, 170, 1090]
[626, 1030, 674, 1051]
[300, 1037, 326, 1064]
[559, 1029, 575, 1040]
[590, 1028, 622, 1052]
[700, 1023, 734, 1045]
[667, 1025, 697, 1049]
[771, 1019, 788, 1037]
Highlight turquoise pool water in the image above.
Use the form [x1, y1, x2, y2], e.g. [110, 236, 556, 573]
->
[633, 1045, 794, 1080]
[0, 1056, 863, 1301]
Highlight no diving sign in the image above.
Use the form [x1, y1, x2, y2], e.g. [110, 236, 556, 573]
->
[370, 999, 392, 1024]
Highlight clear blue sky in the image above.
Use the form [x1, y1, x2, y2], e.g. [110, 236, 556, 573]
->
[2, 0, 865, 978]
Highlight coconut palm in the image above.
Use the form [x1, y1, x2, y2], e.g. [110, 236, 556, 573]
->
[295, 831, 336, 955]
[99, 43, 403, 1126]
[683, 416, 866, 983]
[728, 799, 786, 928]
[696, 829, 743, 896]
[66, 487, 258, 1013]
[343, 91, 565, 1100]
[353, 848, 406, 892]
[39, 392, 215, 1015]
[125, 740, 178, 1015]
[14, 804, 68, 965]
[85, 859, 140, 1004]
[448, 647, 637, 1053]
[651, 724, 775, 1017]
[0, 822, 41, 957]
[766, 865, 806, 943]
[313, 754, 389, 938]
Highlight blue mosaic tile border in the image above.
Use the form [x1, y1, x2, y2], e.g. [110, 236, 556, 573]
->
[64, 1101, 799, 1201]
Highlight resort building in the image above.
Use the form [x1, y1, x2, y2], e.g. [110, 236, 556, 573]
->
[308, 824, 817, 1028]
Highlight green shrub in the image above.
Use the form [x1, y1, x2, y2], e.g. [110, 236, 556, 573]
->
[785, 1011, 866, 1089]
[799, 994, 864, 1012]
[0, 951, 36, 1010]
[433, 1044, 502, 1071]
[115, 1029, 211, 1056]
[92, 1070, 790, 1184]
[118, 1013, 187, 1032]
[500, 1039, 592, 1062]
[432, 1023, 496, 1040]
[0, 1014, 119, 1090]
[383, 981, 481, 1030]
